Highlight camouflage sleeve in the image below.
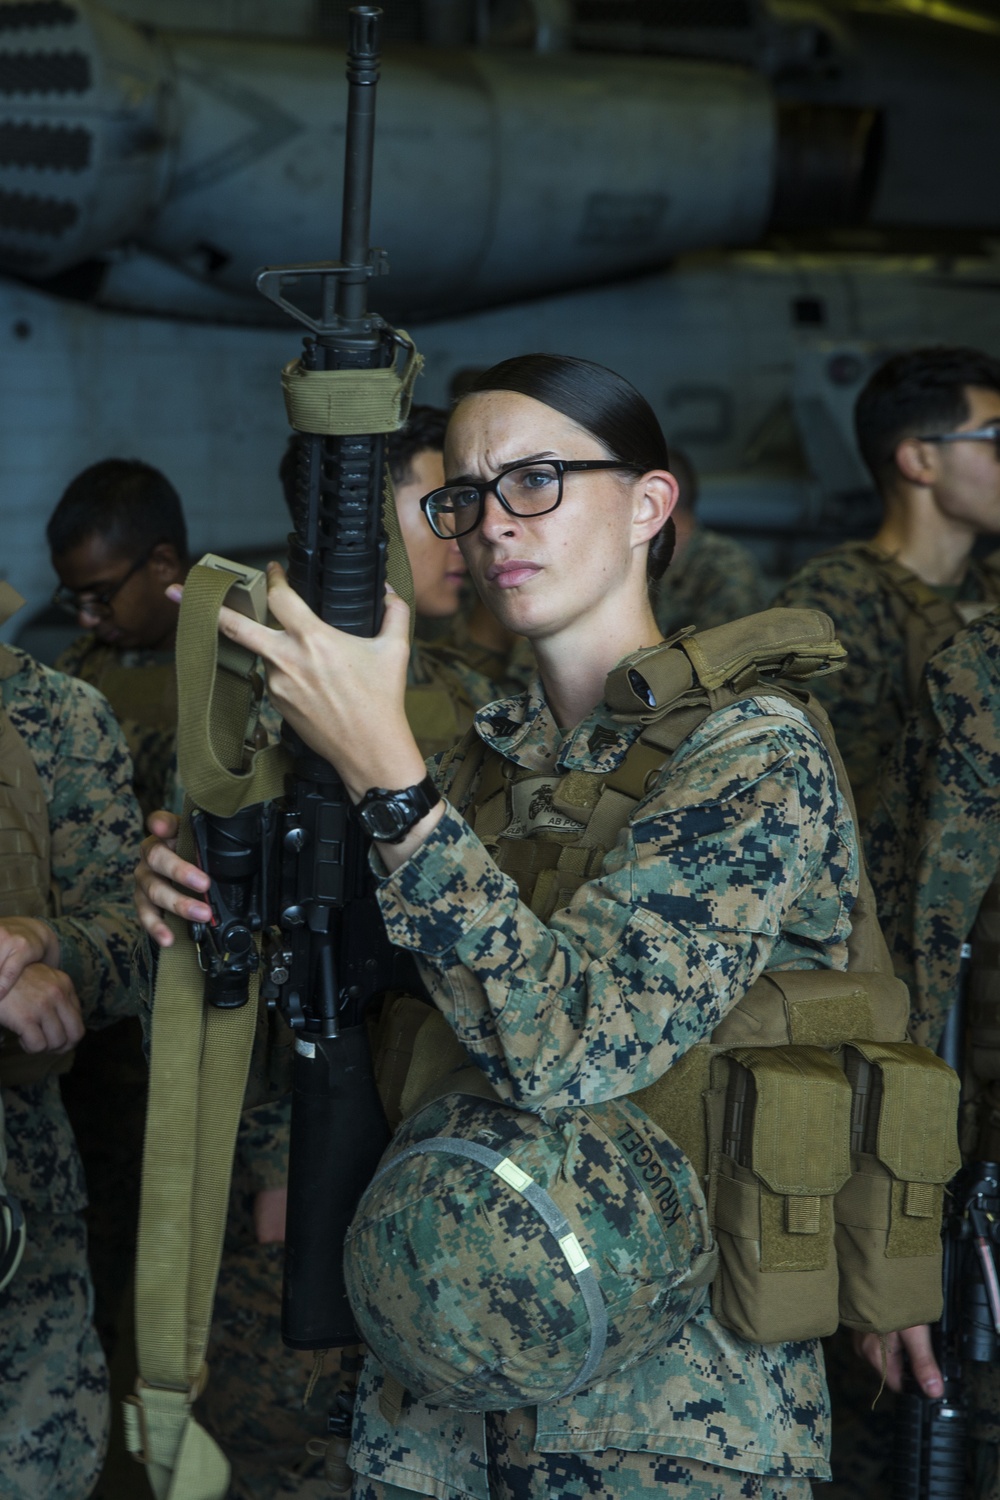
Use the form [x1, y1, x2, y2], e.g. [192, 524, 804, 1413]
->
[773, 554, 898, 822]
[235, 1097, 290, 1194]
[42, 673, 144, 1027]
[376, 698, 856, 1110]
[867, 620, 1000, 1047]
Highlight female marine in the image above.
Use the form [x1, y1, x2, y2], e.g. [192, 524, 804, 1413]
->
[140, 355, 869, 1499]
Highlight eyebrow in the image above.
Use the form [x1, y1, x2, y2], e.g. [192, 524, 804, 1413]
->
[446, 450, 559, 486]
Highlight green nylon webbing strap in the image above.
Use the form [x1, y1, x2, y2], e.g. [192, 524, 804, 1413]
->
[127, 888, 257, 1496]
[175, 562, 291, 816]
[282, 330, 423, 436]
[128, 562, 285, 1497]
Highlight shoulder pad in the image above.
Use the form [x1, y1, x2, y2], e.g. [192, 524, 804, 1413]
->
[605, 608, 845, 722]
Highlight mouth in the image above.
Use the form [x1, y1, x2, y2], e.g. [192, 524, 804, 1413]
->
[486, 559, 542, 589]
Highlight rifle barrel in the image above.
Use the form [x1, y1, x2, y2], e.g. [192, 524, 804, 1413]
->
[339, 6, 382, 323]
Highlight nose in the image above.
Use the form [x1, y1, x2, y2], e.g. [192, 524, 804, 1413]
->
[478, 487, 519, 541]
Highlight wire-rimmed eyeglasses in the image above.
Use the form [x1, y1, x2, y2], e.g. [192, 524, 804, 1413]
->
[917, 426, 1000, 459]
[420, 458, 641, 540]
[52, 547, 153, 619]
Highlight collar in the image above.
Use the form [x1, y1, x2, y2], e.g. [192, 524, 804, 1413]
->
[473, 666, 646, 775]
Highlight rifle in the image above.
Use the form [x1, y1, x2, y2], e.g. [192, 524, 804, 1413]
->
[893, 944, 1000, 1499]
[189, 4, 418, 1352]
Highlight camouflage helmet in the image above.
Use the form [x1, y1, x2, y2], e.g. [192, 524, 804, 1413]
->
[344, 1078, 717, 1411]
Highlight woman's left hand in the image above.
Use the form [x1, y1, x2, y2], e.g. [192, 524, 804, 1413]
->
[208, 564, 428, 800]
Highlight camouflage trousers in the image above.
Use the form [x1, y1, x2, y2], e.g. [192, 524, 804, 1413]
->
[352, 1406, 813, 1500]
[0, 1208, 109, 1500]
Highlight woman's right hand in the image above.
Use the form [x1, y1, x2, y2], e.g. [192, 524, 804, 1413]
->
[135, 809, 213, 947]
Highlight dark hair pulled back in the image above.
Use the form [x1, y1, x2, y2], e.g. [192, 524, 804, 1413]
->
[462, 354, 675, 581]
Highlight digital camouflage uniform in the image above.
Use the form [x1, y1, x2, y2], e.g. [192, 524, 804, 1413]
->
[348, 659, 860, 1500]
[197, 637, 503, 1500]
[867, 609, 1000, 1500]
[0, 645, 143, 1500]
[654, 526, 766, 640]
[773, 541, 1000, 827]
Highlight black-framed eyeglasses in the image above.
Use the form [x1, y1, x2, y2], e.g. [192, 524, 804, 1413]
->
[917, 425, 1000, 459]
[420, 458, 641, 540]
[52, 547, 153, 619]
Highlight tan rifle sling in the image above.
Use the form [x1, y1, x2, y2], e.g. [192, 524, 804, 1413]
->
[127, 455, 418, 1494]
[404, 609, 960, 1342]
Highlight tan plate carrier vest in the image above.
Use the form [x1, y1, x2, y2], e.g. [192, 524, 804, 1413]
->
[81, 646, 178, 734]
[380, 609, 961, 1345]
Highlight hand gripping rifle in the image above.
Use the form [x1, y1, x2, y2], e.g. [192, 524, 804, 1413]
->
[893, 945, 1000, 1500]
[189, 5, 420, 1352]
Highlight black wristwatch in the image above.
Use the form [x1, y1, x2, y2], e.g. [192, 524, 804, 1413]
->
[356, 775, 442, 843]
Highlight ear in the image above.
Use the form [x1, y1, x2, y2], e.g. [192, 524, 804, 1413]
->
[894, 435, 939, 488]
[632, 471, 679, 548]
[148, 542, 183, 581]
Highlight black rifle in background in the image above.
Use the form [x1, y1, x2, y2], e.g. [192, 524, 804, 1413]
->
[893, 944, 1000, 1499]
[190, 4, 414, 1356]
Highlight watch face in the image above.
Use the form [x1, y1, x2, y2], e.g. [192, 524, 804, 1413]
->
[361, 797, 404, 840]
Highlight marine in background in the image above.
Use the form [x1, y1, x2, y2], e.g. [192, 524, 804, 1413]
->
[199, 409, 502, 1500]
[0, 584, 142, 1500]
[866, 609, 1000, 1499]
[653, 445, 766, 638]
[46, 458, 188, 1495]
[775, 346, 1000, 826]
[138, 353, 910, 1500]
[49, 459, 189, 823]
